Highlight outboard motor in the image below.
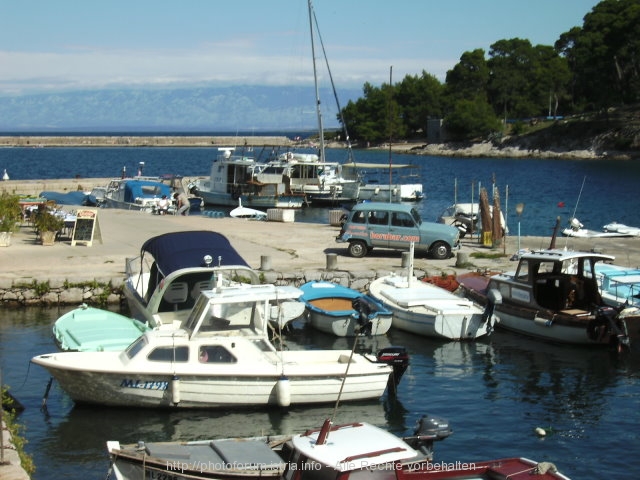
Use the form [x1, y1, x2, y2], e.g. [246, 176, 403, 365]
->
[403, 414, 453, 461]
[352, 297, 373, 336]
[376, 346, 409, 393]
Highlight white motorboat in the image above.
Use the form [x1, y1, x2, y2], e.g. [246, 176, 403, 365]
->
[299, 281, 392, 337]
[459, 249, 640, 352]
[32, 283, 409, 408]
[191, 147, 305, 208]
[123, 231, 260, 328]
[602, 221, 640, 236]
[229, 198, 267, 220]
[562, 217, 630, 238]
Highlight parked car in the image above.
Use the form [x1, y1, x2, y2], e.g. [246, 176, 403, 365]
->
[336, 202, 460, 259]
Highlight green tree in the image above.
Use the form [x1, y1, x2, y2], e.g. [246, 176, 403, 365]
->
[395, 72, 443, 137]
[556, 0, 640, 108]
[444, 97, 501, 140]
[444, 49, 490, 104]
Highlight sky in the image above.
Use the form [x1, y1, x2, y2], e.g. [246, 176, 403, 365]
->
[0, 0, 601, 97]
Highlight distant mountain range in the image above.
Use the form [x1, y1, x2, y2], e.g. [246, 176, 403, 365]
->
[0, 85, 362, 132]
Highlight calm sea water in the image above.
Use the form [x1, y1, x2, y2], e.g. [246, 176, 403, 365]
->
[2, 144, 640, 479]
[1, 307, 639, 479]
[1, 144, 640, 236]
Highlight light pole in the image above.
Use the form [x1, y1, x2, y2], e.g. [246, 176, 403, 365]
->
[516, 203, 525, 252]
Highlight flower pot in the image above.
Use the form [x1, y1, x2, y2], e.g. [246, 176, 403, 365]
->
[40, 230, 57, 246]
[0, 231, 12, 247]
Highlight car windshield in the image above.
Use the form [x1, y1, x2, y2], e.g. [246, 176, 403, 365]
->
[410, 208, 422, 225]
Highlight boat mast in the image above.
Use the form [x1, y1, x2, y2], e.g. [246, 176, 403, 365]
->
[308, 0, 326, 163]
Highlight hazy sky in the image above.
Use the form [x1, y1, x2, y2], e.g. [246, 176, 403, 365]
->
[0, 0, 599, 96]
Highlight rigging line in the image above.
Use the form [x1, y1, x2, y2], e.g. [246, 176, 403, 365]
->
[330, 331, 361, 423]
[571, 175, 587, 221]
[307, 0, 325, 165]
[310, 2, 356, 166]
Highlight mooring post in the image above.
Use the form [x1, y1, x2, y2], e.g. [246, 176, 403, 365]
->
[326, 253, 338, 271]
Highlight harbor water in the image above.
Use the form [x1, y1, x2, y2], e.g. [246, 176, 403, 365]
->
[1, 144, 640, 479]
[1, 145, 640, 235]
[1, 306, 639, 479]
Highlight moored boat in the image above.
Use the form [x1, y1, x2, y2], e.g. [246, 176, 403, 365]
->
[103, 178, 173, 213]
[595, 262, 640, 308]
[105, 412, 570, 480]
[53, 304, 150, 352]
[32, 283, 409, 408]
[299, 281, 392, 337]
[459, 249, 640, 352]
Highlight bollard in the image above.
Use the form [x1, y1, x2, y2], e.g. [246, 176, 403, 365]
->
[455, 252, 469, 267]
[326, 253, 338, 271]
[260, 255, 272, 271]
[401, 251, 410, 268]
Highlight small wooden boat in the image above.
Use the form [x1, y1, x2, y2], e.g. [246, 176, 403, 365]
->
[105, 414, 571, 480]
[458, 249, 640, 352]
[299, 281, 392, 337]
[53, 304, 150, 352]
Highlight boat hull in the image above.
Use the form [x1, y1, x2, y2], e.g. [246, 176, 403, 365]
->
[198, 191, 304, 209]
[308, 310, 392, 337]
[369, 276, 490, 340]
[31, 350, 393, 408]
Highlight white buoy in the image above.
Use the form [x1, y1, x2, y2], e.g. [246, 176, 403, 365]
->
[276, 376, 291, 407]
[535, 427, 547, 437]
[171, 375, 180, 405]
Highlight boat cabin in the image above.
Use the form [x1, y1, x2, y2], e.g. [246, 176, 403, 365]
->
[489, 250, 613, 312]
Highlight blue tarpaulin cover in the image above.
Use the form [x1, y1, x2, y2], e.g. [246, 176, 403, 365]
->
[141, 231, 249, 276]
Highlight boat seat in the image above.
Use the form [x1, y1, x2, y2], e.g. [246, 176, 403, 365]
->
[191, 280, 213, 300]
[163, 282, 189, 310]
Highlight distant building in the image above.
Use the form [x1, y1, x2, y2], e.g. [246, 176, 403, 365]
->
[426, 118, 447, 143]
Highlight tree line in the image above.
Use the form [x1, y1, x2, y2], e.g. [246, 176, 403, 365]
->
[339, 0, 640, 144]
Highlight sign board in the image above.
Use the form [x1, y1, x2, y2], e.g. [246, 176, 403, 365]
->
[71, 208, 102, 246]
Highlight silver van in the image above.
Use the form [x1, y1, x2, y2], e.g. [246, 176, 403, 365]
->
[336, 202, 460, 259]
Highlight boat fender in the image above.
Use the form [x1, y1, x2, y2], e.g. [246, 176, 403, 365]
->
[276, 375, 291, 407]
[171, 375, 180, 405]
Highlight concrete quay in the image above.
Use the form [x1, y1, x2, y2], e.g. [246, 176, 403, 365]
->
[1, 207, 640, 307]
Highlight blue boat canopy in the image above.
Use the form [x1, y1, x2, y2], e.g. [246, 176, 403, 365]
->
[141, 231, 249, 276]
[123, 180, 172, 203]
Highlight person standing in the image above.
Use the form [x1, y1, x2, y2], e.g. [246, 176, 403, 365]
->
[174, 192, 190, 216]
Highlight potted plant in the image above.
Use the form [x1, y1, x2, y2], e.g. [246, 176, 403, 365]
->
[0, 192, 23, 246]
[33, 206, 65, 246]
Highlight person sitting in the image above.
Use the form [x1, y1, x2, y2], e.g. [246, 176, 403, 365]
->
[157, 195, 170, 215]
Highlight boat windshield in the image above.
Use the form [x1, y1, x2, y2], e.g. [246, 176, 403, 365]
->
[125, 335, 148, 359]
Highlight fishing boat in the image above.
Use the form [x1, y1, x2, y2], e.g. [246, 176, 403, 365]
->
[32, 283, 408, 408]
[459, 249, 640, 352]
[299, 281, 392, 337]
[602, 221, 640, 236]
[562, 218, 630, 238]
[53, 304, 150, 352]
[103, 178, 173, 213]
[105, 413, 570, 480]
[123, 231, 260, 328]
[191, 147, 305, 209]
[595, 263, 640, 308]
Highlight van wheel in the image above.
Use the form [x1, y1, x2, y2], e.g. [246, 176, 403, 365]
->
[430, 241, 451, 260]
[348, 240, 368, 258]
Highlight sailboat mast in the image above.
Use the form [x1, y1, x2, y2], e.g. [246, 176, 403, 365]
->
[308, 0, 326, 163]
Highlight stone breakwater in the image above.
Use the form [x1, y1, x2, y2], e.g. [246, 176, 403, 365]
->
[0, 135, 293, 148]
